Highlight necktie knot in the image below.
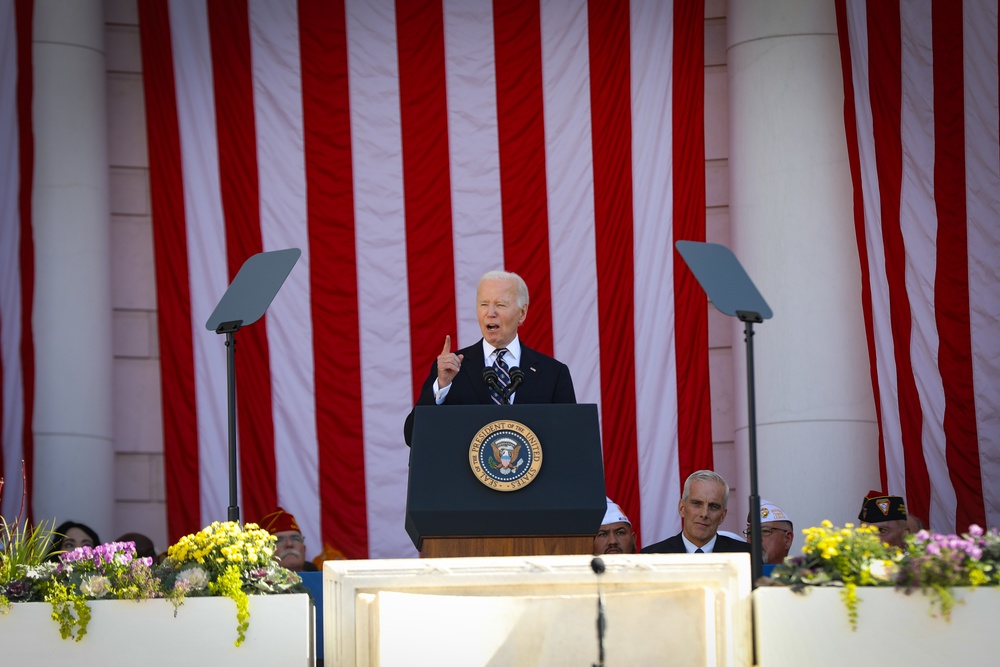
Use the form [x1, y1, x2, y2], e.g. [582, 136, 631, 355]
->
[695, 548, 704, 553]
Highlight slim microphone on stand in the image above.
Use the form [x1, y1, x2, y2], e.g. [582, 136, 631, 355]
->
[505, 366, 525, 402]
[591, 557, 606, 667]
[482, 366, 507, 404]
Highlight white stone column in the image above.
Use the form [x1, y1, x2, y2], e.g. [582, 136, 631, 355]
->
[31, 0, 115, 542]
[727, 0, 879, 535]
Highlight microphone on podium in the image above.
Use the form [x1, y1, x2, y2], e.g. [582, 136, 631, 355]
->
[505, 366, 525, 400]
[592, 557, 606, 667]
[482, 366, 506, 404]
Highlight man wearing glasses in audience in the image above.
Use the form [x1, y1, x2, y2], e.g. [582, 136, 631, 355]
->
[258, 507, 318, 572]
[744, 499, 794, 565]
[858, 490, 909, 549]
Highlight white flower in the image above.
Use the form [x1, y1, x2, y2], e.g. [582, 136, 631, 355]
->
[866, 559, 894, 582]
[175, 566, 209, 592]
[80, 575, 110, 598]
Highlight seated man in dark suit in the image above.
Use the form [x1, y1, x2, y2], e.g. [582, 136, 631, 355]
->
[404, 270, 576, 445]
[641, 470, 751, 554]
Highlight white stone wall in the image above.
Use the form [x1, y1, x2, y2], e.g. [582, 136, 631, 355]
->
[704, 0, 738, 525]
[101, 0, 739, 552]
[105, 0, 166, 552]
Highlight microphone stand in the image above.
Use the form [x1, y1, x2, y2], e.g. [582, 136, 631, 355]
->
[591, 557, 606, 667]
[482, 367, 508, 404]
[504, 367, 524, 404]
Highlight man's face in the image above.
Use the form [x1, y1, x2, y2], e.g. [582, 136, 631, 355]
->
[274, 531, 306, 571]
[477, 278, 527, 348]
[679, 479, 728, 547]
[594, 522, 636, 555]
[746, 521, 793, 564]
[863, 520, 907, 549]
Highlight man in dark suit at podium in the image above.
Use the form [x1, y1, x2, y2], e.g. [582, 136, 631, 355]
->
[641, 470, 751, 554]
[404, 270, 576, 445]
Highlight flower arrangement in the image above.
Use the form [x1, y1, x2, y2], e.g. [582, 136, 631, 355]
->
[44, 541, 160, 640]
[158, 521, 303, 646]
[0, 464, 60, 613]
[766, 520, 1000, 629]
[1, 466, 305, 647]
[895, 524, 1000, 618]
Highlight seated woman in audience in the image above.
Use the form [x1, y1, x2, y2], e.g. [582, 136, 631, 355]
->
[47, 520, 100, 560]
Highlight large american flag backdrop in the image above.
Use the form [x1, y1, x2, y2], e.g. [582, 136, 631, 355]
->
[837, 0, 1000, 532]
[132, 0, 710, 558]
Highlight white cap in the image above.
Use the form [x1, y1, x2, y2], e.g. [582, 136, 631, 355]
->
[602, 497, 630, 526]
[753, 499, 792, 526]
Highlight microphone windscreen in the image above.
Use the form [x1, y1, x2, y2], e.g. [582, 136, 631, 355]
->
[591, 557, 605, 574]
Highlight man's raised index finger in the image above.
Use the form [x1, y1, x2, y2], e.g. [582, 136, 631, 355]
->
[441, 335, 452, 355]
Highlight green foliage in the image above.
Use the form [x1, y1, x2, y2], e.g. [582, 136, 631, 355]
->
[3, 465, 304, 647]
[767, 521, 1000, 629]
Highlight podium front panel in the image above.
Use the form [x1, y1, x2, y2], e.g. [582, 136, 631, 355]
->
[405, 404, 606, 549]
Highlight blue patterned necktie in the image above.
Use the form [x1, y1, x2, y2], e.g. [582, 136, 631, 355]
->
[490, 348, 510, 405]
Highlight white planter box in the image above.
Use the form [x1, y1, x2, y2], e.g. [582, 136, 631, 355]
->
[754, 586, 1000, 666]
[0, 594, 313, 666]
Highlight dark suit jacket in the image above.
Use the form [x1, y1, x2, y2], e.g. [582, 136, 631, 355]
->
[403, 338, 576, 445]
[640, 532, 751, 554]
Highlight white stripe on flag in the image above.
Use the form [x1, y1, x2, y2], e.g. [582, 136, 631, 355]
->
[963, 2, 1000, 527]
[631, 0, 681, 540]
[541, 0, 601, 408]
[248, 0, 323, 559]
[843, 3, 907, 498]
[443, 0, 504, 347]
[346, 0, 417, 558]
[169, 0, 233, 526]
[898, 0, 955, 528]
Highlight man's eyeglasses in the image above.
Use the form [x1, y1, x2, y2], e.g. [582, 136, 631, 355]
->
[275, 534, 304, 545]
[742, 526, 790, 538]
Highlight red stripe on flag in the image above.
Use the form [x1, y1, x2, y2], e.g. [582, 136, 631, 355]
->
[206, 2, 276, 523]
[588, 1, 640, 530]
[931, 3, 985, 530]
[493, 0, 553, 355]
[137, 0, 201, 541]
[396, 0, 457, 399]
[14, 0, 36, 520]
[299, 0, 369, 558]
[835, 0, 890, 494]
[866, 1, 931, 511]
[672, 0, 712, 485]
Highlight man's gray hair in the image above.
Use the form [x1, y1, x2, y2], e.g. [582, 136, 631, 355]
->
[682, 470, 731, 508]
[478, 270, 529, 308]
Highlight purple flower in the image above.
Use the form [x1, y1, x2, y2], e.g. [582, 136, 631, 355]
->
[3, 579, 32, 602]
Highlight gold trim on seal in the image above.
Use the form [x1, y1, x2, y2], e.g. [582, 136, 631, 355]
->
[468, 419, 543, 491]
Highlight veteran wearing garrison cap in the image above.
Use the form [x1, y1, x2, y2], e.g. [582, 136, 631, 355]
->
[744, 499, 794, 565]
[594, 498, 637, 555]
[858, 491, 909, 549]
[258, 508, 318, 572]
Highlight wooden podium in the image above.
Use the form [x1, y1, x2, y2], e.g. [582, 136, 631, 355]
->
[419, 535, 594, 558]
[405, 404, 606, 558]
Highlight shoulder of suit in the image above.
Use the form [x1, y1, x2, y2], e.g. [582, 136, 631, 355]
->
[458, 340, 485, 358]
[717, 534, 751, 551]
[519, 344, 564, 367]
